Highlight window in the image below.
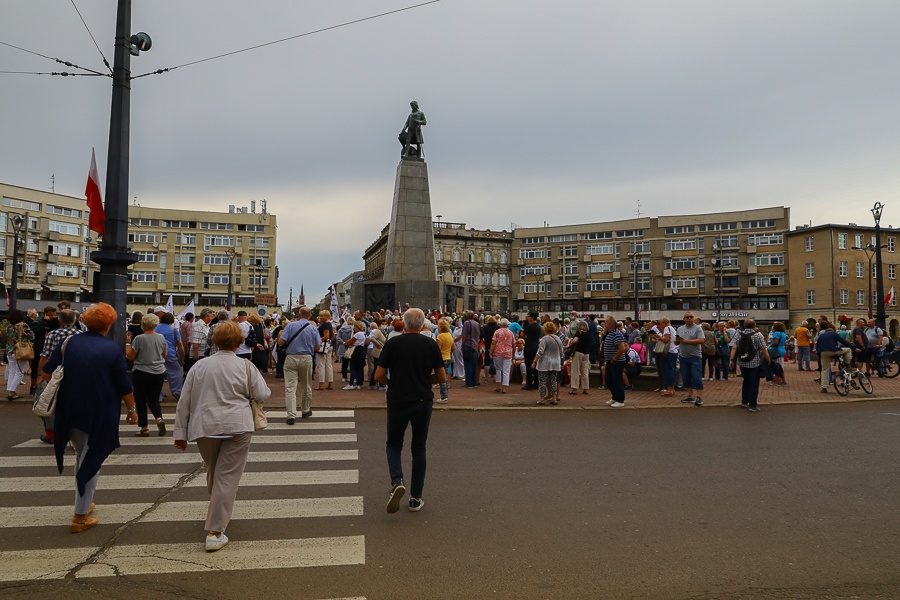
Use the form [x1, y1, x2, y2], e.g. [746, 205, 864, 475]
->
[522, 282, 546, 293]
[483, 273, 492, 286]
[631, 241, 651, 254]
[2, 197, 41, 211]
[720, 275, 739, 288]
[714, 235, 739, 248]
[873, 263, 878, 279]
[468, 251, 475, 263]
[520, 237, 545, 245]
[130, 218, 159, 227]
[46, 242, 80, 257]
[176, 233, 197, 245]
[587, 262, 615, 275]
[805, 263, 815, 278]
[0, 212, 5, 232]
[484, 250, 491, 264]
[48, 264, 79, 278]
[131, 271, 158, 283]
[49, 220, 81, 236]
[747, 233, 783, 246]
[203, 274, 230, 287]
[855, 234, 863, 248]
[699, 222, 737, 232]
[203, 254, 231, 265]
[163, 220, 196, 229]
[499, 274, 508, 286]
[437, 270, 443, 282]
[839, 261, 848, 277]
[136, 251, 157, 263]
[46, 205, 81, 218]
[839, 289, 849, 305]
[752, 274, 785, 287]
[435, 248, 443, 261]
[248, 237, 270, 248]
[175, 253, 196, 265]
[750, 253, 785, 266]
[890, 265, 896, 280]
[804, 236, 814, 252]
[548, 234, 576, 243]
[452, 271, 460, 284]
[129, 232, 158, 244]
[562, 245, 578, 257]
[665, 258, 696, 270]
[586, 281, 614, 291]
[500, 251, 507, 264]
[237, 224, 264, 232]
[26, 238, 38, 253]
[714, 254, 739, 268]
[519, 248, 545, 259]
[466, 272, 476, 285]
[199, 222, 233, 230]
[857, 290, 865, 305]
[633, 279, 651, 291]
[856, 262, 864, 278]
[563, 281, 578, 292]
[159, 253, 167, 268]
[890, 237, 896, 253]
[666, 277, 697, 290]
[585, 243, 614, 256]
[807, 290, 815, 306]
[664, 238, 696, 251]
[741, 219, 775, 229]
[837, 233, 847, 250]
[204, 235, 234, 248]
[520, 265, 546, 279]
[453, 249, 461, 261]
[581, 232, 612, 240]
[634, 259, 651, 271]
[616, 229, 643, 238]
[664, 225, 694, 235]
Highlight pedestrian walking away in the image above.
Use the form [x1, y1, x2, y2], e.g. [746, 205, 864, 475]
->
[279, 306, 321, 424]
[375, 308, 446, 514]
[730, 318, 771, 411]
[125, 313, 168, 437]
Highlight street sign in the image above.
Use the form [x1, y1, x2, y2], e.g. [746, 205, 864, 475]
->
[254, 293, 276, 305]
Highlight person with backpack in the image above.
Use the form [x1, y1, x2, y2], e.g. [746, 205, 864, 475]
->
[729, 318, 771, 413]
[766, 322, 788, 387]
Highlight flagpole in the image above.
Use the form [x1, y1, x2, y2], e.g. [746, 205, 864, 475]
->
[90, 0, 139, 346]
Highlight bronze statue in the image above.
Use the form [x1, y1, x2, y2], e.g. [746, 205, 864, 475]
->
[399, 100, 426, 159]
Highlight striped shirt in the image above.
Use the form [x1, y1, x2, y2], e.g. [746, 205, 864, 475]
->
[603, 329, 627, 363]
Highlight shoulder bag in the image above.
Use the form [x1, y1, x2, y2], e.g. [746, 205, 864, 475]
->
[245, 360, 267, 431]
[32, 336, 73, 417]
[15, 323, 34, 361]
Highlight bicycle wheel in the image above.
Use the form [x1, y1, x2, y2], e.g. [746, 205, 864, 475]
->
[859, 372, 874, 394]
[834, 373, 850, 396]
[882, 358, 900, 378]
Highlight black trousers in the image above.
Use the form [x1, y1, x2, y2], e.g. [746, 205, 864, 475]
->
[524, 348, 539, 388]
[133, 369, 164, 428]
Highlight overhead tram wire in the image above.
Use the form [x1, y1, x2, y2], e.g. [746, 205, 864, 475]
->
[0, 70, 105, 76]
[70, 0, 112, 72]
[131, 0, 442, 79]
[0, 40, 110, 77]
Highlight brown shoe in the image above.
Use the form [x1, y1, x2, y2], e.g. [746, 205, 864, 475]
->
[70, 516, 99, 533]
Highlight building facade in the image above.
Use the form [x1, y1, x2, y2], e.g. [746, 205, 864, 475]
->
[786, 223, 900, 334]
[0, 183, 100, 312]
[125, 205, 278, 314]
[363, 221, 513, 312]
[510, 207, 791, 323]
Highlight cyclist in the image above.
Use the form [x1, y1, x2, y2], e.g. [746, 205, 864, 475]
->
[815, 322, 854, 393]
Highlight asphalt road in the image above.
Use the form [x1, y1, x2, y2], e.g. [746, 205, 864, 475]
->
[0, 399, 898, 599]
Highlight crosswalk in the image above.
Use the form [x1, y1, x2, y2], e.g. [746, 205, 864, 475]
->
[0, 408, 367, 594]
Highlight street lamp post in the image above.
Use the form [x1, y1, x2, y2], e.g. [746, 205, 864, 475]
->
[710, 242, 724, 321]
[9, 215, 24, 312]
[631, 252, 647, 322]
[852, 244, 876, 320]
[872, 202, 887, 329]
[225, 248, 236, 311]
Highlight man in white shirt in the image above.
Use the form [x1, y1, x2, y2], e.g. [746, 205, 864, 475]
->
[235, 311, 253, 360]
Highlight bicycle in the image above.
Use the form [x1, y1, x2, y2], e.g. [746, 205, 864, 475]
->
[867, 349, 900, 378]
[831, 355, 873, 396]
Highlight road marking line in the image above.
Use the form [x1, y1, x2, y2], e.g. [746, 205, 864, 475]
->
[14, 433, 357, 449]
[118, 410, 355, 421]
[0, 497, 364, 528]
[0, 469, 358, 493]
[0, 449, 358, 469]
[0, 536, 365, 582]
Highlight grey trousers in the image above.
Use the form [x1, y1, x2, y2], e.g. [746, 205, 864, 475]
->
[196, 433, 252, 533]
[69, 428, 100, 515]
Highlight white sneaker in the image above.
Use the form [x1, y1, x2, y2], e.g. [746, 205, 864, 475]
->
[610, 401, 625, 408]
[206, 532, 229, 552]
[605, 399, 615, 406]
[343, 385, 355, 390]
[354, 385, 362, 390]
[341, 377, 347, 382]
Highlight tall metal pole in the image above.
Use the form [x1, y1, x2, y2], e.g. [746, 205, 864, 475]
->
[91, 0, 139, 345]
[873, 203, 887, 329]
[226, 248, 236, 311]
[9, 216, 23, 312]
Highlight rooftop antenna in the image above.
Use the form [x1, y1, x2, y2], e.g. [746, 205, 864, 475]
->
[251, 199, 256, 214]
[49, 174, 55, 193]
[635, 199, 642, 218]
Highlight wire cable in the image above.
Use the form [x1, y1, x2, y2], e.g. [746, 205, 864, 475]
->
[0, 40, 109, 76]
[70, 0, 112, 72]
[0, 70, 105, 77]
[132, 0, 441, 77]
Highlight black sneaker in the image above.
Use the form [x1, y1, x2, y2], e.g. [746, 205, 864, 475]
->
[387, 481, 406, 514]
[740, 402, 749, 409]
[408, 497, 425, 512]
[301, 411, 313, 419]
[748, 406, 760, 413]
[694, 397, 703, 406]
[681, 397, 695, 403]
[286, 417, 296, 425]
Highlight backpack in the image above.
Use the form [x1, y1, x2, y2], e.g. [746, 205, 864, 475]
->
[245, 324, 257, 347]
[737, 330, 758, 362]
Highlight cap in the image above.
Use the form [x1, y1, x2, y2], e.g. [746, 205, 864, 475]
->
[153, 306, 165, 313]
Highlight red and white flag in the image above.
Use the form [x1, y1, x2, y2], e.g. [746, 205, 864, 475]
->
[85, 148, 105, 236]
[885, 287, 895, 306]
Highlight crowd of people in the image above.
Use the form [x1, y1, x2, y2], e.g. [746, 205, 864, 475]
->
[5, 299, 890, 547]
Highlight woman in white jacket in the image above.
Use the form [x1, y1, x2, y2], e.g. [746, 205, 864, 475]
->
[174, 321, 271, 552]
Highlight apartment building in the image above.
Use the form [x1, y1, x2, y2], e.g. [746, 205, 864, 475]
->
[786, 223, 900, 334]
[0, 182, 99, 312]
[125, 204, 277, 313]
[509, 207, 791, 323]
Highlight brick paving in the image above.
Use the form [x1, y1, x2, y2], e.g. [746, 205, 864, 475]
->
[160, 361, 900, 412]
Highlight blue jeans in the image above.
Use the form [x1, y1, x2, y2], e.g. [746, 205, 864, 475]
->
[797, 346, 811, 370]
[680, 355, 703, 391]
[386, 399, 433, 499]
[439, 359, 452, 399]
[740, 366, 761, 407]
[605, 361, 625, 402]
[660, 353, 677, 388]
[715, 349, 730, 379]
[462, 345, 478, 387]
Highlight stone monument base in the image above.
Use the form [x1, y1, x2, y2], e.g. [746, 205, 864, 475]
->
[353, 281, 468, 314]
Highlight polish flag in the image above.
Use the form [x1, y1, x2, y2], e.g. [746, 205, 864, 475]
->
[886, 287, 895, 306]
[85, 148, 105, 236]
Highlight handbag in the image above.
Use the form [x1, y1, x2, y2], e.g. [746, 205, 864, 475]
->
[653, 339, 668, 354]
[245, 361, 267, 431]
[32, 336, 73, 417]
[15, 323, 34, 361]
[344, 344, 356, 359]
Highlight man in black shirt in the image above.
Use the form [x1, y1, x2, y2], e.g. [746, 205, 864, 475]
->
[522, 311, 543, 390]
[375, 308, 446, 514]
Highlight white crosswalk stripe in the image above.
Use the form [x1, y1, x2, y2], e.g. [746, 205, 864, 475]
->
[0, 409, 368, 590]
[118, 410, 356, 421]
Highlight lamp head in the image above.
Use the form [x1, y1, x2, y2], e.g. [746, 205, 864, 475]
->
[12, 215, 23, 229]
[872, 202, 884, 224]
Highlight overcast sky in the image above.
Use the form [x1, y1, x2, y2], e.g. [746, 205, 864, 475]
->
[3, 1, 899, 305]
